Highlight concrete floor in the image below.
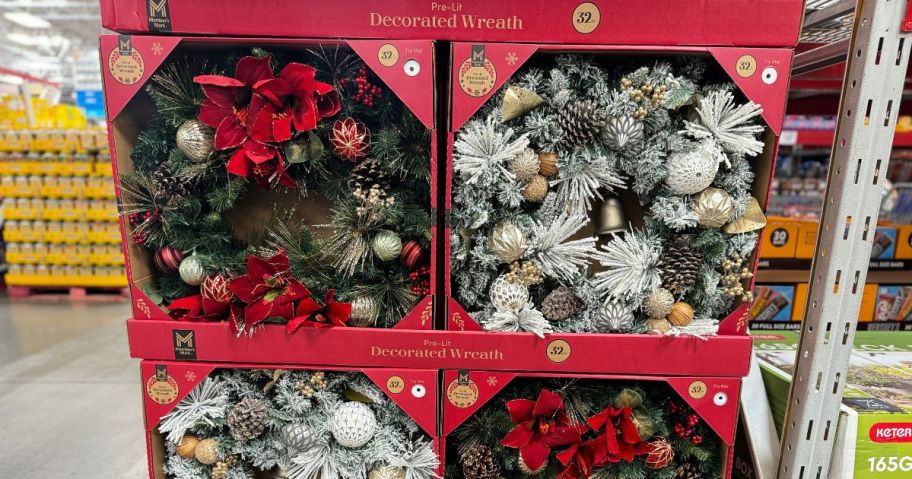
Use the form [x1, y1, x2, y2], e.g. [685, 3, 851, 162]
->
[0, 294, 147, 477]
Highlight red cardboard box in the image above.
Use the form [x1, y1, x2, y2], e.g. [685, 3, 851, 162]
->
[127, 318, 753, 376]
[440, 370, 741, 478]
[444, 42, 791, 343]
[101, 35, 437, 332]
[139, 360, 441, 478]
[100, 0, 804, 48]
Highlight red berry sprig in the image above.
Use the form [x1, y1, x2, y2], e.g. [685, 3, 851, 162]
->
[351, 66, 382, 107]
[668, 401, 704, 445]
[409, 265, 431, 296]
[129, 209, 161, 245]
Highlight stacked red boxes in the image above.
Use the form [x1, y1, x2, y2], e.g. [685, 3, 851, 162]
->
[99, 2, 805, 478]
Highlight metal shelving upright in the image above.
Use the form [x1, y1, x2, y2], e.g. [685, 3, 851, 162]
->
[776, 1, 912, 477]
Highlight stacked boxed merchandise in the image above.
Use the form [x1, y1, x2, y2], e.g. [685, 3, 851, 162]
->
[0, 128, 127, 292]
[98, 2, 806, 479]
[752, 332, 912, 478]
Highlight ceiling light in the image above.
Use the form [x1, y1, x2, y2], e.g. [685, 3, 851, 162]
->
[0, 74, 24, 85]
[3, 12, 51, 29]
[6, 32, 38, 46]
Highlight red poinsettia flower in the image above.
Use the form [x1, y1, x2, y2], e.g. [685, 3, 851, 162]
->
[253, 62, 341, 141]
[194, 56, 275, 151]
[168, 294, 205, 321]
[556, 439, 600, 479]
[285, 289, 352, 333]
[226, 139, 296, 188]
[501, 389, 585, 472]
[586, 406, 650, 465]
[228, 249, 310, 327]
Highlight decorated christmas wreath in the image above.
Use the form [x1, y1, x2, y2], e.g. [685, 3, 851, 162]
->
[451, 55, 767, 336]
[449, 380, 720, 479]
[122, 47, 431, 332]
[159, 369, 438, 479]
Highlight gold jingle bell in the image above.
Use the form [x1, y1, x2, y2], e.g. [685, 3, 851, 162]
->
[596, 197, 628, 236]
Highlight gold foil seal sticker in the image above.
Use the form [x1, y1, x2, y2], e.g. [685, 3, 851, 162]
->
[458, 58, 496, 98]
[386, 376, 405, 394]
[378, 44, 400, 67]
[146, 374, 179, 405]
[688, 381, 708, 399]
[108, 47, 144, 85]
[546, 339, 572, 363]
[572, 3, 601, 34]
[736, 55, 758, 78]
[446, 379, 479, 408]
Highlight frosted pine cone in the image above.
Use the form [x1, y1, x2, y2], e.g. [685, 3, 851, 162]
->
[557, 99, 607, 148]
[227, 397, 267, 442]
[659, 235, 703, 299]
[540, 286, 583, 322]
[460, 444, 501, 479]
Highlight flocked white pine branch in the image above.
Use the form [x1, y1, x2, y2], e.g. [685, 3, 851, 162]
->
[592, 231, 663, 302]
[530, 213, 598, 282]
[159, 378, 229, 444]
[453, 116, 529, 186]
[682, 90, 764, 160]
[550, 149, 626, 217]
[394, 439, 442, 479]
[483, 304, 553, 338]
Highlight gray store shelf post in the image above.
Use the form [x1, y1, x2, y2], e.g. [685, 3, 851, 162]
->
[778, 1, 912, 478]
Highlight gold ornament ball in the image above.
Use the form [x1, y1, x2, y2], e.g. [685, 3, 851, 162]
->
[522, 175, 549, 203]
[368, 466, 407, 479]
[667, 302, 695, 327]
[692, 187, 734, 229]
[488, 222, 528, 264]
[349, 296, 378, 327]
[646, 318, 671, 335]
[176, 435, 200, 459]
[642, 288, 675, 318]
[194, 438, 220, 465]
[509, 148, 541, 183]
[517, 452, 547, 476]
[176, 119, 215, 162]
[538, 151, 558, 177]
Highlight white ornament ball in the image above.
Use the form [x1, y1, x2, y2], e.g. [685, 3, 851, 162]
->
[489, 275, 530, 313]
[178, 255, 206, 286]
[331, 402, 378, 448]
[642, 288, 675, 319]
[594, 299, 635, 333]
[372, 230, 403, 262]
[665, 141, 722, 195]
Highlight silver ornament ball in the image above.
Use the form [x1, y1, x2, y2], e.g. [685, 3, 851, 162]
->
[281, 422, 317, 457]
[601, 115, 645, 149]
[372, 230, 402, 262]
[489, 275, 530, 313]
[665, 141, 722, 195]
[594, 299, 635, 333]
[331, 402, 378, 448]
[176, 119, 215, 162]
[178, 255, 206, 286]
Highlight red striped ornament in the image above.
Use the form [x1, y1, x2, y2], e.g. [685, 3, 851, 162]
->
[154, 246, 185, 273]
[399, 240, 425, 270]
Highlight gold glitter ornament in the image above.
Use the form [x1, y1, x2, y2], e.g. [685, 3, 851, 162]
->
[538, 151, 558, 177]
[509, 148, 541, 182]
[723, 197, 767, 234]
[211, 456, 238, 479]
[692, 187, 735, 229]
[176, 119, 215, 162]
[349, 296, 379, 327]
[522, 175, 549, 203]
[368, 466, 406, 479]
[642, 288, 675, 318]
[501, 86, 545, 122]
[488, 222, 528, 263]
[646, 318, 672, 335]
[194, 438, 220, 465]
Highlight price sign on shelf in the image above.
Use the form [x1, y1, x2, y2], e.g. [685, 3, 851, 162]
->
[780, 130, 798, 146]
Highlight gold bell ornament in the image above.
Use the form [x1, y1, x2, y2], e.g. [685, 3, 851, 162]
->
[595, 197, 628, 236]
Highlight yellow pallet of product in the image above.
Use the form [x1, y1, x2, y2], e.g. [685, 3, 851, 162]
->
[2, 200, 39, 220]
[88, 245, 124, 266]
[84, 177, 116, 198]
[86, 201, 118, 221]
[93, 160, 113, 177]
[4, 274, 128, 288]
[2, 228, 42, 243]
[86, 224, 122, 244]
[5, 246, 44, 265]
